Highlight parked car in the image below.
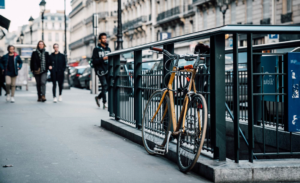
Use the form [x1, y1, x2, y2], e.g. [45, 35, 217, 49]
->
[72, 66, 91, 89]
[68, 67, 77, 87]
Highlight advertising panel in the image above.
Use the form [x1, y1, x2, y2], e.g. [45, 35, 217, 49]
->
[287, 52, 300, 132]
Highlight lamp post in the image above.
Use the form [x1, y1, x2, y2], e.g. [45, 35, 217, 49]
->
[20, 32, 24, 44]
[28, 16, 34, 44]
[217, 0, 230, 26]
[115, 0, 123, 50]
[39, 0, 46, 41]
[63, 0, 70, 89]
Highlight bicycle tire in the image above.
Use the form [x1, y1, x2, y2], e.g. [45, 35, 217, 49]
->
[142, 90, 172, 155]
[177, 94, 207, 172]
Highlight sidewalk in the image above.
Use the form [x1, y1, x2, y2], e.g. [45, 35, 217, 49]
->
[0, 84, 210, 183]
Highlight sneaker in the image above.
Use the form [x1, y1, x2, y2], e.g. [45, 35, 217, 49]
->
[6, 94, 10, 102]
[53, 97, 57, 103]
[58, 95, 62, 102]
[95, 96, 100, 107]
[10, 97, 15, 103]
[103, 103, 107, 109]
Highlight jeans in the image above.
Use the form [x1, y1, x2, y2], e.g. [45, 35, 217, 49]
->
[97, 74, 108, 104]
[34, 72, 47, 97]
[5, 76, 17, 97]
[51, 71, 64, 97]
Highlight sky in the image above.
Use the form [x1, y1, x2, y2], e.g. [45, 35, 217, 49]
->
[0, 0, 72, 32]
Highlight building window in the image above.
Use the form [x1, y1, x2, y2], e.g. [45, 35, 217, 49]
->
[53, 23, 55, 28]
[58, 17, 62, 21]
[51, 16, 55, 21]
[203, 9, 207, 30]
[216, 7, 221, 26]
[55, 33, 59, 41]
[231, 2, 236, 24]
[45, 23, 47, 28]
[60, 23, 62, 28]
[247, 0, 252, 24]
[287, 0, 292, 13]
[263, 0, 270, 19]
[48, 33, 52, 41]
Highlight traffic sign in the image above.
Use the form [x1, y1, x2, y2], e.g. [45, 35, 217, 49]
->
[269, 34, 278, 39]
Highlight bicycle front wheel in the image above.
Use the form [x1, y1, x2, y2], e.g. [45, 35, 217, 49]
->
[142, 90, 172, 155]
[177, 94, 207, 172]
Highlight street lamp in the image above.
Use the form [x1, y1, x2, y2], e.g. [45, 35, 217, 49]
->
[28, 16, 34, 44]
[217, 0, 230, 25]
[39, 0, 46, 41]
[116, 0, 123, 50]
[20, 32, 24, 44]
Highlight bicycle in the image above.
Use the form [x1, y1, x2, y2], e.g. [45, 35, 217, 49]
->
[142, 46, 208, 173]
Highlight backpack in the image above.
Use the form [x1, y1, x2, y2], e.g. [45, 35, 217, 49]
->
[89, 46, 102, 68]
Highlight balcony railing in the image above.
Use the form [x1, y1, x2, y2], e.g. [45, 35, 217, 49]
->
[157, 6, 181, 22]
[123, 16, 147, 31]
[281, 12, 293, 23]
[260, 18, 271, 25]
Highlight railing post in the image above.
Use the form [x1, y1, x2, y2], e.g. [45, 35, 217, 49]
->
[210, 34, 226, 161]
[247, 33, 254, 162]
[108, 56, 114, 117]
[134, 50, 142, 129]
[113, 55, 120, 121]
[233, 33, 240, 163]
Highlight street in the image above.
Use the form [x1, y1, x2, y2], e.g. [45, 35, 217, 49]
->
[0, 84, 210, 183]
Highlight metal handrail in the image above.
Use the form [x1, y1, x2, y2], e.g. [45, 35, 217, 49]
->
[107, 25, 300, 56]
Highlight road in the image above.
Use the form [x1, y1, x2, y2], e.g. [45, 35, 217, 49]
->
[0, 84, 210, 183]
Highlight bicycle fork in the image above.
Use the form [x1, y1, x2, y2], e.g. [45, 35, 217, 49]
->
[154, 131, 172, 155]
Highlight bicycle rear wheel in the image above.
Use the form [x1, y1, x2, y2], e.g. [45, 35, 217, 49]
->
[142, 90, 172, 155]
[177, 94, 207, 172]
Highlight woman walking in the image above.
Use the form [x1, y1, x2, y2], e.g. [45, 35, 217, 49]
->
[30, 41, 52, 102]
[0, 45, 23, 102]
[0, 56, 6, 96]
[50, 43, 66, 103]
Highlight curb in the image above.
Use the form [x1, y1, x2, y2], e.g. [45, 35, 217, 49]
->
[101, 118, 300, 182]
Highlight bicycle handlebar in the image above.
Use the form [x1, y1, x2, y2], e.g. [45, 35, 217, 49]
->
[150, 46, 163, 52]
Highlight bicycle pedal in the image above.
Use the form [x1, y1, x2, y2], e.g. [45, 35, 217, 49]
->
[154, 145, 166, 155]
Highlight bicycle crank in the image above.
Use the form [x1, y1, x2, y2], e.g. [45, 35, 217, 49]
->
[154, 131, 172, 155]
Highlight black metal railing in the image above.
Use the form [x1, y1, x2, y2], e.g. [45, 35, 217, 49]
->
[107, 25, 300, 163]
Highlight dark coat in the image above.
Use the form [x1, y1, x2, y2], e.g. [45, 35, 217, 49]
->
[92, 43, 111, 73]
[30, 50, 52, 73]
[49, 52, 66, 72]
[0, 53, 23, 76]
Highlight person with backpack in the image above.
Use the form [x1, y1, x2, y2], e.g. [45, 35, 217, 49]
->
[0, 45, 23, 102]
[92, 33, 111, 109]
[30, 40, 52, 102]
[50, 43, 66, 103]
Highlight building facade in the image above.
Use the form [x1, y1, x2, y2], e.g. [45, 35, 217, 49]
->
[68, 0, 118, 63]
[118, 0, 300, 54]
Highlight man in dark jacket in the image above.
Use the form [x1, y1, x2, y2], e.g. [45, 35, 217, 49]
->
[92, 33, 111, 109]
[30, 41, 52, 102]
[50, 43, 66, 103]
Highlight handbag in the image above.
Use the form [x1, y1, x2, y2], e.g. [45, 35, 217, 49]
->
[33, 68, 41, 75]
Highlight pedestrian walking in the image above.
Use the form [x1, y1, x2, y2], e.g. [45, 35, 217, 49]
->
[30, 40, 52, 102]
[0, 56, 6, 96]
[92, 33, 111, 109]
[0, 45, 23, 102]
[50, 43, 66, 103]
